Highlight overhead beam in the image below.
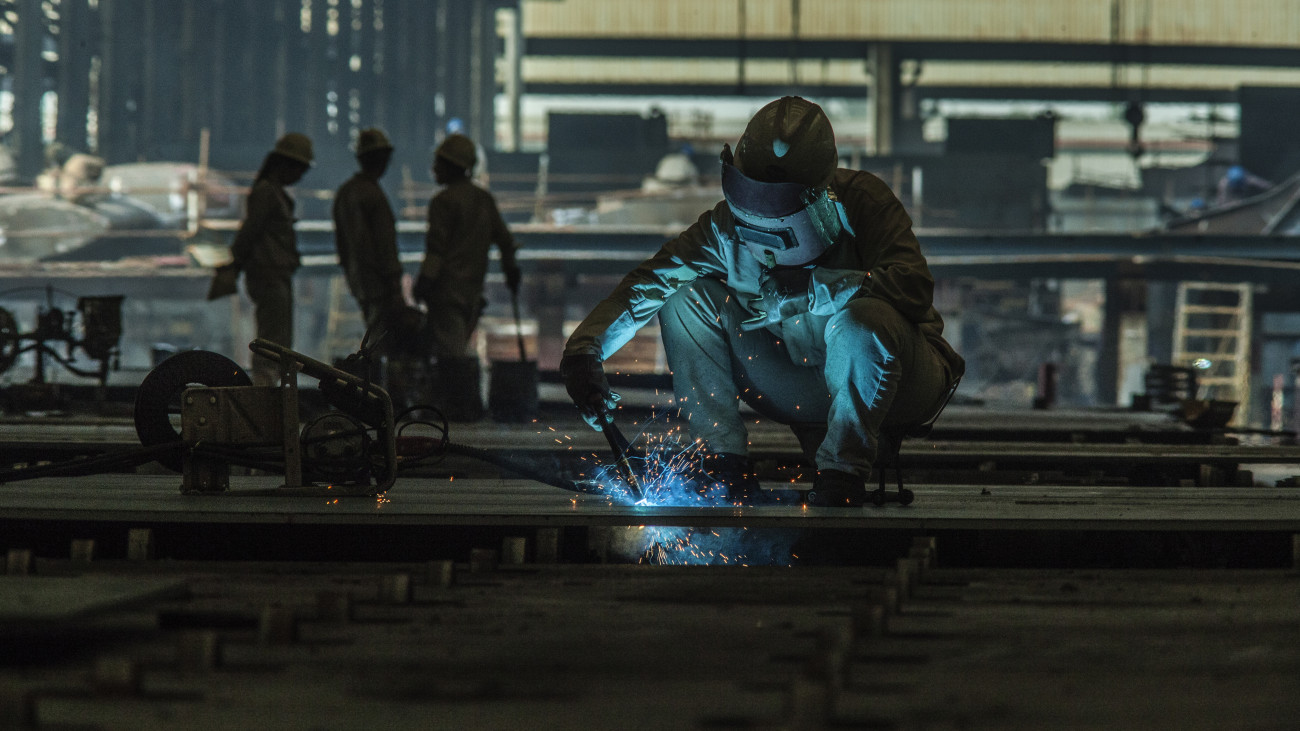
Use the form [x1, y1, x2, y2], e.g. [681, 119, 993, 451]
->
[524, 38, 1300, 68]
[521, 82, 1239, 106]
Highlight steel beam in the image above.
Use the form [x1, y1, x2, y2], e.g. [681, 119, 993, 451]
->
[523, 37, 1300, 68]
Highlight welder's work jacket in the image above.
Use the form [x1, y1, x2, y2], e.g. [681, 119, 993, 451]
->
[420, 178, 517, 309]
[333, 172, 403, 311]
[565, 168, 964, 380]
[231, 178, 299, 278]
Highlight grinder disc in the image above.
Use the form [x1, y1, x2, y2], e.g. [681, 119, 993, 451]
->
[133, 350, 252, 472]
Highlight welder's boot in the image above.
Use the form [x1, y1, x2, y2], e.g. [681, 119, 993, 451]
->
[700, 452, 763, 504]
[807, 469, 867, 507]
[789, 423, 828, 465]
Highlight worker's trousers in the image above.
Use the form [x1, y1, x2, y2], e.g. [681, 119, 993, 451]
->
[420, 292, 485, 361]
[658, 278, 953, 476]
[245, 273, 294, 387]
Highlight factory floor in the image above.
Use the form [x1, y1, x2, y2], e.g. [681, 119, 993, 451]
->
[4, 559, 1299, 729]
[2, 396, 1299, 728]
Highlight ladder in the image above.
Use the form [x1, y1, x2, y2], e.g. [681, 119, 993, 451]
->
[1171, 282, 1252, 425]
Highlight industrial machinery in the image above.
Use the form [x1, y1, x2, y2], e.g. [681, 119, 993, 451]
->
[133, 339, 397, 496]
[0, 287, 124, 388]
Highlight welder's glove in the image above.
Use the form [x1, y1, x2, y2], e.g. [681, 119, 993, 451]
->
[808, 268, 873, 316]
[560, 352, 620, 431]
[740, 267, 814, 331]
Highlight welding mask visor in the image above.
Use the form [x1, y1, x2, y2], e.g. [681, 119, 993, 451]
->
[721, 160, 839, 268]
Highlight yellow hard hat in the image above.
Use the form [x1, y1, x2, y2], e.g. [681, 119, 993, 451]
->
[272, 132, 314, 165]
[435, 134, 477, 171]
[355, 128, 393, 156]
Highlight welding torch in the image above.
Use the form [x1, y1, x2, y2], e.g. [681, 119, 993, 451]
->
[600, 417, 644, 501]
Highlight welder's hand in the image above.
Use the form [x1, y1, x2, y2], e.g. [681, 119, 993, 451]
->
[505, 264, 522, 295]
[413, 274, 436, 304]
[808, 269, 873, 315]
[741, 268, 813, 331]
[560, 353, 620, 430]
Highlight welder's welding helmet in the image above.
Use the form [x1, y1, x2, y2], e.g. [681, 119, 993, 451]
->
[722, 96, 842, 268]
[722, 148, 842, 268]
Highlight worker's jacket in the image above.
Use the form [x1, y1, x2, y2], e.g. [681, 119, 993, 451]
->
[420, 178, 517, 308]
[231, 178, 299, 278]
[333, 172, 403, 310]
[565, 167, 965, 380]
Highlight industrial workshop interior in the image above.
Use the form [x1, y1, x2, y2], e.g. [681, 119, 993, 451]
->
[2, 1, 1299, 728]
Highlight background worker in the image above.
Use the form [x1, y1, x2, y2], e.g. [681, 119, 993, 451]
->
[1215, 164, 1272, 206]
[332, 127, 418, 356]
[230, 132, 313, 386]
[561, 96, 964, 506]
[414, 133, 521, 419]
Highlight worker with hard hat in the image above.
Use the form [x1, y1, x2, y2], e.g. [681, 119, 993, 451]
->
[1215, 164, 1272, 206]
[332, 129, 410, 338]
[230, 132, 313, 386]
[332, 127, 423, 397]
[415, 132, 521, 420]
[561, 96, 964, 506]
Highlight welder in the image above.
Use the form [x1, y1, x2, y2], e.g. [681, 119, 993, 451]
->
[561, 96, 964, 506]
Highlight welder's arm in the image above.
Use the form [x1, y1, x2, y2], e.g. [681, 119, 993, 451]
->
[808, 268, 872, 315]
[740, 267, 813, 331]
[565, 211, 725, 361]
[847, 190, 935, 323]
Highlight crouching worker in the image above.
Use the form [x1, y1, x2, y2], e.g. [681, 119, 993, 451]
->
[561, 96, 963, 506]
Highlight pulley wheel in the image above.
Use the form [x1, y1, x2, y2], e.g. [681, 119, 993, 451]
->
[0, 307, 20, 374]
[134, 350, 252, 472]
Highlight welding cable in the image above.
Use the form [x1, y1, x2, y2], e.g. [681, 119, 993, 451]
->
[0, 441, 187, 484]
[387, 404, 593, 492]
[392, 436, 595, 493]
[435, 440, 598, 493]
[390, 404, 451, 468]
[395, 404, 449, 435]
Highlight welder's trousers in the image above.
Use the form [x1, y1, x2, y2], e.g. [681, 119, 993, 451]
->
[244, 273, 294, 387]
[657, 278, 954, 477]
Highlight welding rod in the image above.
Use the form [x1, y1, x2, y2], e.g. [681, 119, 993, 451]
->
[602, 421, 644, 501]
